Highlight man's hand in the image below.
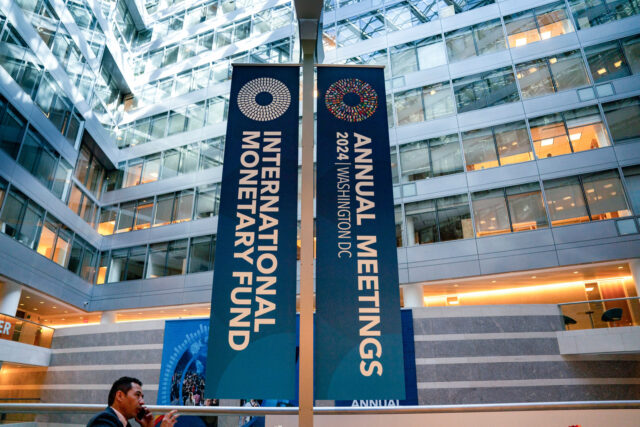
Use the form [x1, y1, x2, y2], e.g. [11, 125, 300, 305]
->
[136, 406, 154, 427]
[160, 410, 179, 426]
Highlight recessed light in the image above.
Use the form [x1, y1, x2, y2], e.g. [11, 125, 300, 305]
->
[64, 311, 68, 313]
[573, 271, 578, 274]
[19, 303, 24, 306]
[26, 296, 30, 299]
[138, 313, 142, 315]
[52, 306, 57, 309]
[453, 284, 459, 287]
[33, 308, 38, 311]
[618, 266, 623, 269]
[531, 276, 536, 279]
[183, 309, 187, 312]
[491, 280, 496, 283]
[39, 301, 44, 304]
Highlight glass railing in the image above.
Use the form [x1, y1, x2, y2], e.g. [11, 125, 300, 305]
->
[558, 297, 640, 330]
[0, 313, 54, 348]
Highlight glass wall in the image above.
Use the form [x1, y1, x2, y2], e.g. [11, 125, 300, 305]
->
[516, 50, 590, 98]
[529, 106, 610, 158]
[97, 234, 216, 284]
[453, 66, 519, 113]
[585, 35, 640, 83]
[398, 134, 463, 181]
[390, 36, 446, 76]
[115, 97, 228, 148]
[623, 166, 640, 215]
[543, 169, 631, 225]
[472, 182, 547, 237]
[568, 0, 640, 30]
[504, 1, 574, 48]
[0, 95, 73, 201]
[394, 81, 454, 125]
[404, 194, 472, 245]
[462, 121, 533, 171]
[445, 18, 506, 62]
[97, 184, 219, 235]
[602, 97, 640, 143]
[0, 184, 98, 281]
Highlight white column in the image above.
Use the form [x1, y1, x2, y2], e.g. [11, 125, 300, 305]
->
[630, 259, 640, 298]
[406, 215, 416, 246]
[0, 281, 22, 316]
[101, 311, 117, 324]
[403, 284, 424, 308]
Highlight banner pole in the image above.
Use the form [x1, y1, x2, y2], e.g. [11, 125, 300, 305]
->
[299, 41, 315, 427]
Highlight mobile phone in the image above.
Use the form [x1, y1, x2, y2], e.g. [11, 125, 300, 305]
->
[136, 407, 148, 420]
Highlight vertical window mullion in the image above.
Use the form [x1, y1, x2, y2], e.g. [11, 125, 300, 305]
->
[561, 112, 575, 153]
[503, 188, 515, 232]
[434, 199, 442, 242]
[578, 175, 594, 220]
[491, 127, 501, 166]
[545, 58, 559, 92]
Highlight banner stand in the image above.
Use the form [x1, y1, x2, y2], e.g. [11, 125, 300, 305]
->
[299, 39, 316, 427]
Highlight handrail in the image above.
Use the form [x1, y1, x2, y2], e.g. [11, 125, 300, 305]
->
[1, 401, 639, 416]
[558, 296, 640, 306]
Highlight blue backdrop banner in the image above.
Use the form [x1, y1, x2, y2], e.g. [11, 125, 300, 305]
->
[206, 64, 300, 399]
[315, 66, 405, 400]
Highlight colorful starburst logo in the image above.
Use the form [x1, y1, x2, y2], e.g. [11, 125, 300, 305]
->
[325, 78, 378, 122]
[237, 77, 291, 122]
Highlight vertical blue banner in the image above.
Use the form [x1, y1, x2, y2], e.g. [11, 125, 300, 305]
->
[206, 65, 300, 399]
[315, 66, 405, 400]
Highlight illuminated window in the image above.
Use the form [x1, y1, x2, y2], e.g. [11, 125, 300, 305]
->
[505, 2, 574, 48]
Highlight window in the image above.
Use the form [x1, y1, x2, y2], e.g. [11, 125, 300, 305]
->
[543, 170, 631, 226]
[0, 105, 26, 159]
[335, 10, 385, 47]
[445, 19, 506, 62]
[391, 36, 445, 75]
[582, 170, 631, 220]
[97, 206, 117, 235]
[438, 0, 494, 16]
[622, 166, 640, 214]
[146, 239, 187, 278]
[405, 194, 472, 245]
[194, 185, 220, 219]
[188, 235, 215, 273]
[505, 2, 574, 48]
[516, 50, 589, 98]
[623, 35, 640, 74]
[529, 106, 610, 158]
[422, 82, 455, 120]
[385, 0, 438, 32]
[394, 88, 424, 125]
[603, 97, 640, 144]
[399, 134, 462, 181]
[585, 41, 632, 83]
[472, 183, 547, 237]
[568, 0, 640, 30]
[453, 67, 519, 113]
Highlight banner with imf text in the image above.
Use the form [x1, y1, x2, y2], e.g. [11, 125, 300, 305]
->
[206, 65, 299, 399]
[315, 66, 405, 400]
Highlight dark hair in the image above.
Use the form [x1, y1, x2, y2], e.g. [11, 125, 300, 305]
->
[108, 377, 142, 406]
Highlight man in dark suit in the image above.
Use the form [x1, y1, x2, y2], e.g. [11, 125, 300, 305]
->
[87, 376, 178, 427]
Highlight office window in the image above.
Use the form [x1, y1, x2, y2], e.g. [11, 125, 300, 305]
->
[97, 205, 117, 235]
[568, 0, 640, 30]
[53, 226, 71, 267]
[0, 189, 26, 239]
[134, 199, 153, 230]
[0, 104, 26, 159]
[0, 177, 6, 212]
[623, 35, 640, 74]
[529, 106, 610, 158]
[200, 137, 224, 170]
[505, 2, 574, 48]
[394, 206, 403, 247]
[141, 155, 160, 184]
[445, 19, 506, 62]
[623, 166, 640, 214]
[394, 87, 424, 125]
[116, 201, 135, 233]
[391, 36, 445, 75]
[126, 246, 146, 281]
[422, 82, 455, 120]
[602, 97, 640, 143]
[194, 184, 220, 219]
[582, 170, 631, 220]
[495, 121, 534, 165]
[405, 194, 472, 245]
[336, 10, 385, 47]
[472, 183, 547, 237]
[544, 176, 590, 226]
[399, 134, 462, 181]
[516, 50, 589, 98]
[585, 41, 632, 83]
[453, 67, 519, 113]
[385, 0, 438, 32]
[390, 148, 399, 185]
[506, 183, 549, 232]
[189, 235, 215, 273]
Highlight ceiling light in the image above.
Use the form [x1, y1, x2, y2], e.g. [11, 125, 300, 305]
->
[540, 31, 551, 39]
[515, 38, 527, 47]
[39, 301, 44, 304]
[491, 280, 496, 283]
[597, 68, 607, 75]
[531, 276, 537, 279]
[33, 308, 38, 311]
[585, 287, 594, 292]
[540, 138, 554, 146]
[19, 303, 24, 306]
[447, 296, 459, 305]
[614, 60, 622, 68]
[618, 266, 624, 269]
[563, 196, 572, 200]
[26, 296, 30, 299]
[430, 89, 436, 95]
[517, 73, 522, 79]
[549, 57, 557, 64]
[52, 306, 57, 309]
[573, 271, 578, 274]
[569, 133, 581, 141]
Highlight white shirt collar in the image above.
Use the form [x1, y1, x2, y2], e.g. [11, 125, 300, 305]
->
[110, 406, 128, 427]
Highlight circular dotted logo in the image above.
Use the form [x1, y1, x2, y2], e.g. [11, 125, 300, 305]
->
[325, 78, 378, 122]
[237, 77, 291, 122]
